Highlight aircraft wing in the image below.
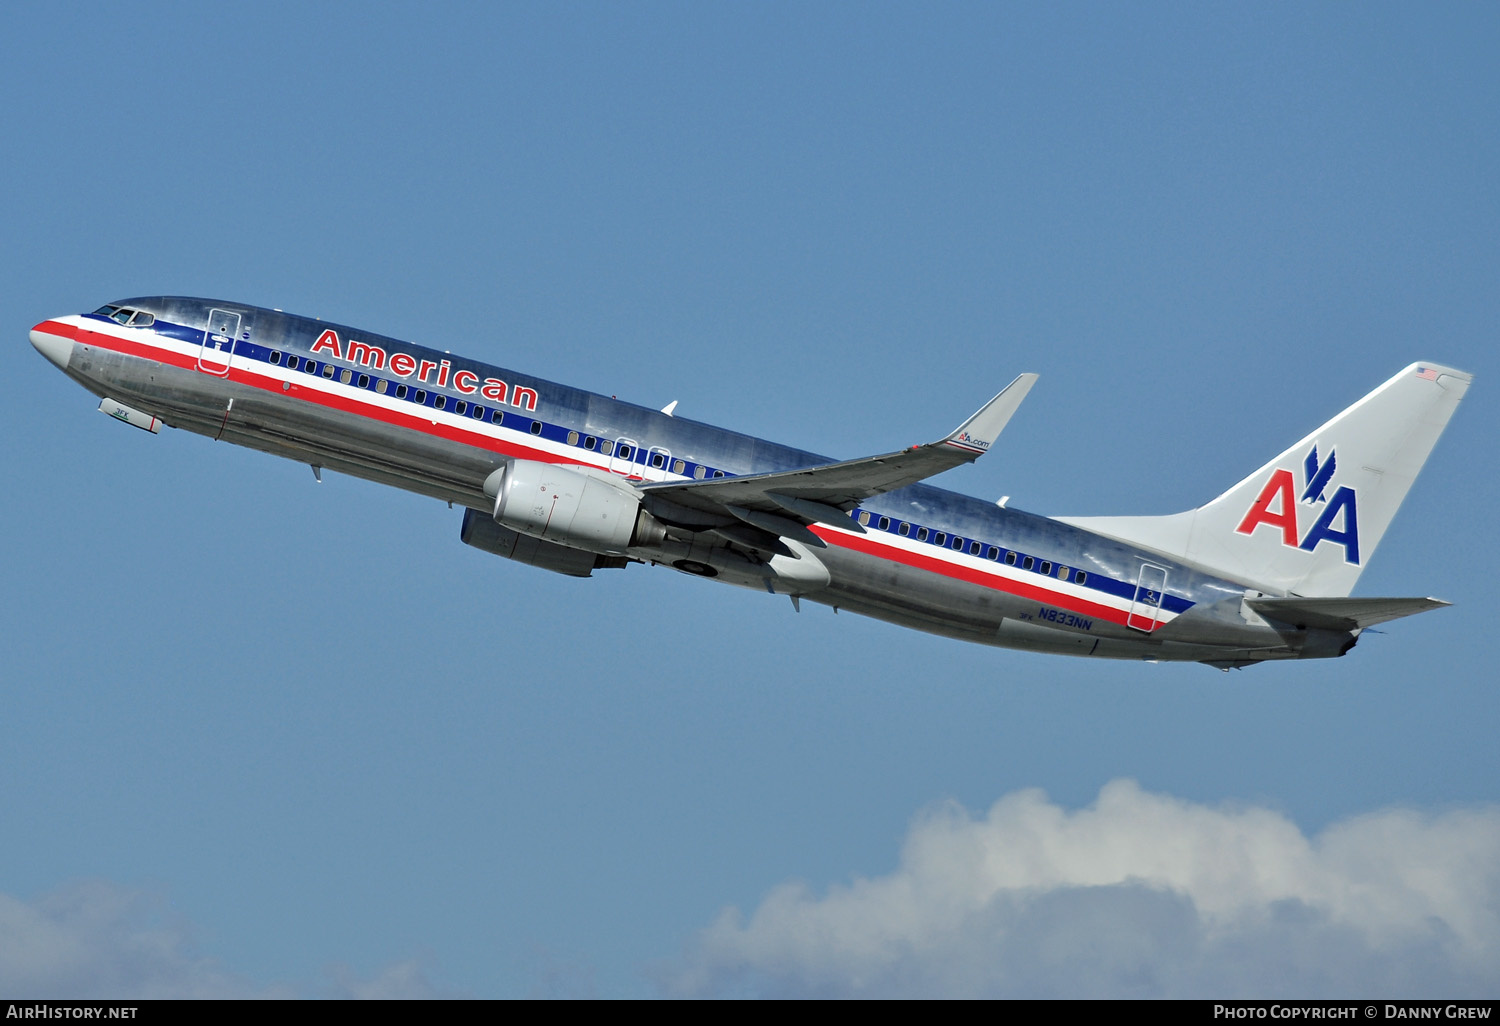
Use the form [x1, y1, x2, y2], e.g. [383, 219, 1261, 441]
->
[638, 374, 1037, 541]
[1246, 596, 1450, 631]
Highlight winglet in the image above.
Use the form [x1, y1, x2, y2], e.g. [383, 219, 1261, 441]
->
[941, 373, 1038, 456]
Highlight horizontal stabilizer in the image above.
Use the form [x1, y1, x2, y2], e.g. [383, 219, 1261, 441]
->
[1246, 596, 1450, 632]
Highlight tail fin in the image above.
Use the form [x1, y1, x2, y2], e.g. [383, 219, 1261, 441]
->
[1058, 363, 1471, 597]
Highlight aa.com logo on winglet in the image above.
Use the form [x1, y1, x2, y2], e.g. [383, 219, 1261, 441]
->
[1235, 444, 1360, 564]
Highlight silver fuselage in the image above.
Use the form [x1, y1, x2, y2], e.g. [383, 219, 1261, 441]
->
[32, 297, 1341, 667]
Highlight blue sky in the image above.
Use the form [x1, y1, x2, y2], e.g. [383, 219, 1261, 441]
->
[2, 2, 1497, 998]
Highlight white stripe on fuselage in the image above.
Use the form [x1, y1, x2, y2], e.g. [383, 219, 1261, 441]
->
[70, 314, 1178, 628]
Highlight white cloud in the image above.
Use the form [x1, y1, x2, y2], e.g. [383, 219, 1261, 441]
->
[0, 879, 266, 999]
[325, 958, 445, 1000]
[663, 780, 1500, 998]
[0, 879, 445, 999]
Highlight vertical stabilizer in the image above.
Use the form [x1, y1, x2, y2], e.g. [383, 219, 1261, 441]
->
[1057, 363, 1471, 596]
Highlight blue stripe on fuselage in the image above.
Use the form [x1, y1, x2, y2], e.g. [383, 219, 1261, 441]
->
[99, 299, 1205, 619]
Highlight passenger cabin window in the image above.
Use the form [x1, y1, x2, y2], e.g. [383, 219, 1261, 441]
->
[414, 389, 427, 404]
[1040, 561, 1051, 575]
[986, 546, 999, 560]
[323, 364, 335, 379]
[600, 440, 614, 456]
[858, 512, 872, 527]
[396, 384, 408, 399]
[1074, 570, 1087, 584]
[530, 421, 542, 435]
[286, 355, 299, 370]
[916, 528, 929, 542]
[1005, 551, 1017, 566]
[434, 396, 446, 410]
[878, 517, 890, 531]
[271, 352, 282, 366]
[693, 465, 706, 479]
[567, 430, 579, 445]
[899, 523, 910, 537]
[934, 533, 946, 546]
[951, 536, 963, 550]
[970, 541, 982, 556]
[617, 444, 633, 460]
[1057, 565, 1069, 580]
[358, 374, 370, 389]
[712, 470, 725, 478]
[376, 379, 388, 394]
[340, 369, 352, 384]
[672, 459, 685, 474]
[1023, 556, 1034, 571]
[585, 436, 597, 450]
[472, 404, 484, 419]
[650, 453, 665, 469]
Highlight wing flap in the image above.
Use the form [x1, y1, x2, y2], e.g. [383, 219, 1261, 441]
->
[726, 505, 827, 548]
[767, 492, 867, 533]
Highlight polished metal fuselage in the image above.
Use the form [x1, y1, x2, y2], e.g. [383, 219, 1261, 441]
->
[37, 297, 1325, 665]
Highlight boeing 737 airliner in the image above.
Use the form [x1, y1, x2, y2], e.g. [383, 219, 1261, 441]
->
[30, 299, 1471, 668]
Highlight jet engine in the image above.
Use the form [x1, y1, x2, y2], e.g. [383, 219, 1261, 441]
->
[487, 459, 655, 555]
[460, 508, 628, 578]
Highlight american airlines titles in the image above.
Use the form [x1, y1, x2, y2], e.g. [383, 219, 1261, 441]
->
[309, 329, 537, 412]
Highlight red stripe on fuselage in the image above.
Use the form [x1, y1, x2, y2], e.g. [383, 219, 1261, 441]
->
[66, 320, 1159, 632]
[54, 320, 572, 468]
[811, 525, 1147, 630]
[34, 319, 85, 341]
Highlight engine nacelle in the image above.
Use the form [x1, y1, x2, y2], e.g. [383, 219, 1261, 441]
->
[461, 508, 627, 578]
[488, 459, 642, 555]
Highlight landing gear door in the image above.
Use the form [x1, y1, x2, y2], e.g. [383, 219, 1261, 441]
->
[1127, 563, 1169, 632]
[198, 308, 241, 376]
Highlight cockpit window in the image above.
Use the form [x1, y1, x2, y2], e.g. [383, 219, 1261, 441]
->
[93, 305, 154, 327]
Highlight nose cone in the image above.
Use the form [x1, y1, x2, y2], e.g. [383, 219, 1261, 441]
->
[31, 321, 74, 371]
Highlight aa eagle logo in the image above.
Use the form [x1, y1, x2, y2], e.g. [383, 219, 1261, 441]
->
[1235, 444, 1361, 565]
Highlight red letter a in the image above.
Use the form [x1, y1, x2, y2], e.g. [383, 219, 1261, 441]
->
[310, 329, 343, 358]
[1235, 469, 1298, 546]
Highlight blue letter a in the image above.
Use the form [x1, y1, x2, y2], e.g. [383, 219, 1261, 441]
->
[1298, 486, 1360, 565]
